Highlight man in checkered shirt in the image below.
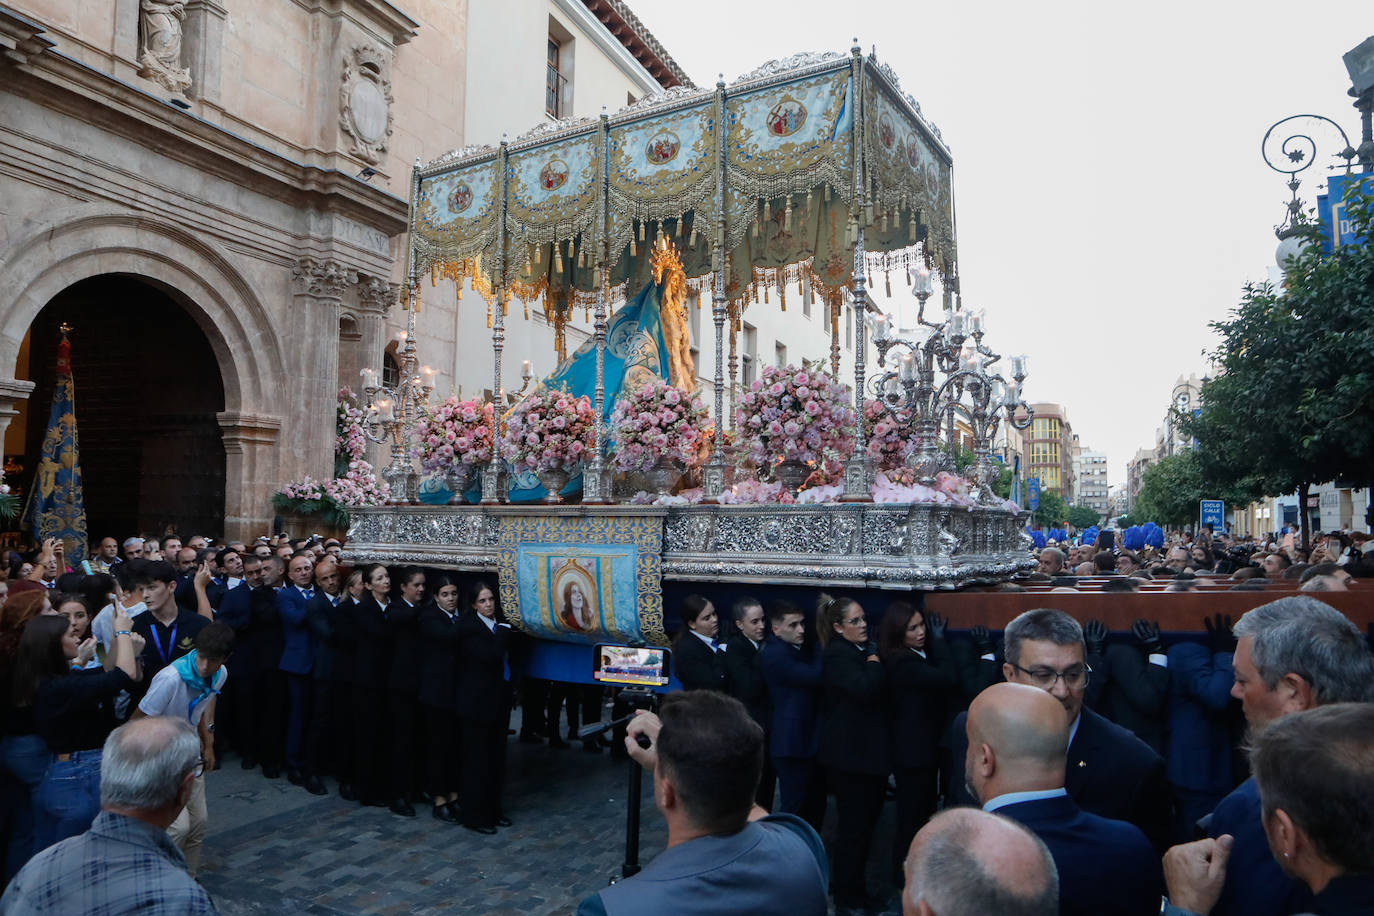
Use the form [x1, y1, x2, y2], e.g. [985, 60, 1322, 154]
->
[1, 716, 216, 915]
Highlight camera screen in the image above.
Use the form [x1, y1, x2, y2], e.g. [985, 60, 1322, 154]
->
[594, 644, 670, 687]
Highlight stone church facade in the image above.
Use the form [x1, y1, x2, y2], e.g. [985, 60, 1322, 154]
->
[0, 0, 685, 542]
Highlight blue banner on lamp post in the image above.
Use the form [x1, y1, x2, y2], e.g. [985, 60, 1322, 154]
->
[1027, 477, 1041, 512]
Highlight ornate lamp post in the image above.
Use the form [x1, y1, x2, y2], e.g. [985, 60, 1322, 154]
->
[1261, 113, 1359, 270]
[867, 265, 1031, 497]
[358, 280, 434, 503]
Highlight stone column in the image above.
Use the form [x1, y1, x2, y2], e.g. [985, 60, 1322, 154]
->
[354, 275, 396, 470]
[0, 378, 35, 468]
[289, 258, 351, 482]
[217, 410, 281, 542]
[182, 0, 227, 104]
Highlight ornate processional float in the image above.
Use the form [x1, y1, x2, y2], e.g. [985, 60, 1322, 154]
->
[344, 45, 1035, 667]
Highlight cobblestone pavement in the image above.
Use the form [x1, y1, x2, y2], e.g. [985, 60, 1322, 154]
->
[198, 709, 904, 915]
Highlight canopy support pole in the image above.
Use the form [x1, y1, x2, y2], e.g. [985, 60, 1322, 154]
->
[842, 42, 873, 502]
[701, 74, 730, 502]
[481, 139, 509, 504]
[584, 112, 613, 504]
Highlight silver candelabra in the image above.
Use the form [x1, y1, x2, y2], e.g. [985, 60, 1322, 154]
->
[866, 265, 1032, 499]
[359, 285, 434, 503]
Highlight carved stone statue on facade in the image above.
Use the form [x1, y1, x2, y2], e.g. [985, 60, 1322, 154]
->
[137, 0, 193, 95]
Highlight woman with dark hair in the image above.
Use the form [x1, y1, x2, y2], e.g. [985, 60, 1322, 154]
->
[51, 594, 98, 671]
[815, 592, 889, 913]
[877, 601, 956, 884]
[455, 579, 512, 835]
[350, 563, 391, 807]
[672, 594, 725, 692]
[417, 574, 462, 823]
[21, 604, 141, 851]
[0, 590, 56, 880]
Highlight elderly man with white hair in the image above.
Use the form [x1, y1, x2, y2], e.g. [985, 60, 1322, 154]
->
[902, 807, 1058, 916]
[2, 716, 217, 914]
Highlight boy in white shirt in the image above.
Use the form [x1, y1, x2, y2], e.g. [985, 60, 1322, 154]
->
[135, 622, 234, 877]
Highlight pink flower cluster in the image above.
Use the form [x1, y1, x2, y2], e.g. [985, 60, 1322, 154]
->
[500, 386, 597, 473]
[281, 477, 325, 501]
[864, 399, 916, 470]
[324, 460, 389, 507]
[412, 397, 495, 473]
[718, 479, 794, 505]
[609, 379, 711, 473]
[870, 470, 977, 506]
[736, 364, 857, 466]
[336, 388, 367, 463]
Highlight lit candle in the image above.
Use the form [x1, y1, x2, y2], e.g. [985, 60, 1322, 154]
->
[1004, 383, 1020, 407]
[1011, 355, 1027, 378]
[397, 330, 408, 341]
[969, 310, 985, 335]
[378, 399, 394, 422]
[421, 365, 435, 387]
[360, 367, 377, 389]
[900, 353, 916, 382]
[522, 359, 533, 379]
[949, 310, 965, 338]
[990, 379, 1005, 404]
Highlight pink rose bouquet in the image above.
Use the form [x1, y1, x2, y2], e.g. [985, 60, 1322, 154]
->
[864, 399, 915, 471]
[412, 396, 495, 474]
[609, 378, 711, 473]
[324, 460, 389, 507]
[735, 364, 857, 467]
[336, 387, 367, 463]
[500, 386, 597, 473]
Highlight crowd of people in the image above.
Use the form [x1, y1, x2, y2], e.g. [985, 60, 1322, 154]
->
[0, 525, 1369, 915]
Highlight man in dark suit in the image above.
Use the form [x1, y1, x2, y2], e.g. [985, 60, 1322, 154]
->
[302, 557, 344, 796]
[948, 608, 1173, 853]
[724, 596, 774, 809]
[758, 601, 824, 831]
[964, 682, 1162, 916]
[1165, 597, 1374, 916]
[1083, 618, 1169, 753]
[276, 552, 322, 794]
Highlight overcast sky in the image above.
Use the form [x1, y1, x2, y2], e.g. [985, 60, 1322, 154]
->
[631, 0, 1369, 488]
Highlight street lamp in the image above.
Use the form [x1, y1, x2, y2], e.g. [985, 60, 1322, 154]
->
[1261, 113, 1357, 270]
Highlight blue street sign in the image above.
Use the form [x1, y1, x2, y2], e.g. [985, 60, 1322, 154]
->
[1319, 175, 1374, 253]
[1199, 500, 1224, 530]
[1027, 477, 1041, 511]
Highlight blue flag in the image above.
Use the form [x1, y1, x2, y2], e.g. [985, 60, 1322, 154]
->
[23, 331, 88, 560]
[507, 278, 671, 502]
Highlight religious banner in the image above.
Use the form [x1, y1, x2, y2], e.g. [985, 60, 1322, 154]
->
[496, 513, 666, 647]
[23, 328, 88, 561]
[413, 155, 502, 274]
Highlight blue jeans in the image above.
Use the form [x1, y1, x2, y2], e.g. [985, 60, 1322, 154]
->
[34, 750, 102, 853]
[0, 734, 52, 879]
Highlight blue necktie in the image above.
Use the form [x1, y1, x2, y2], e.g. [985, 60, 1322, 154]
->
[302, 589, 314, 600]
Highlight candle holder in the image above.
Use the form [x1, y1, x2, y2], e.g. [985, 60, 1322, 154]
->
[867, 266, 1032, 494]
[359, 281, 433, 503]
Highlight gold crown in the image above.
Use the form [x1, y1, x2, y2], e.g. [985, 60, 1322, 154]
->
[650, 235, 683, 285]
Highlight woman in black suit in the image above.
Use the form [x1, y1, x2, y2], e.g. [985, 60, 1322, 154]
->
[455, 579, 512, 835]
[877, 601, 956, 882]
[816, 592, 889, 915]
[350, 564, 391, 807]
[417, 575, 462, 823]
[671, 594, 725, 692]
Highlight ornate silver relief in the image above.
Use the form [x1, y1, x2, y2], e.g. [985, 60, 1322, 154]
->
[137, 0, 192, 95]
[422, 144, 497, 173]
[340, 44, 394, 165]
[614, 85, 712, 119]
[734, 51, 846, 84]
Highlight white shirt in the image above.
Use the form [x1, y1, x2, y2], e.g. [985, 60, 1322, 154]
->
[983, 787, 1068, 813]
[137, 662, 229, 726]
[690, 629, 720, 651]
[478, 613, 497, 632]
[93, 601, 148, 653]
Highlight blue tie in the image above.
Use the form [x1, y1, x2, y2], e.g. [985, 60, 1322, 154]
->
[302, 588, 314, 600]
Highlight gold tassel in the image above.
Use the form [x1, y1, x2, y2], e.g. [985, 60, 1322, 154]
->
[824, 184, 831, 202]
[523, 299, 529, 320]
[763, 285, 769, 304]
[630, 237, 637, 257]
[638, 220, 645, 242]
[763, 200, 771, 224]
[867, 271, 873, 289]
[455, 282, 462, 301]
[676, 216, 683, 237]
[909, 215, 918, 242]
[555, 243, 564, 273]
[690, 222, 698, 246]
[779, 281, 786, 311]
[784, 200, 793, 231]
[535, 245, 541, 264]
[486, 300, 492, 329]
[584, 305, 590, 322]
[752, 219, 759, 238]
[881, 211, 889, 232]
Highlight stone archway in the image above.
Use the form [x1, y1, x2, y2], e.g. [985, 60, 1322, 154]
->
[0, 209, 287, 540]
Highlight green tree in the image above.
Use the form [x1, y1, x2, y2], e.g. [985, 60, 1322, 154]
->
[1183, 180, 1374, 547]
[1035, 490, 1069, 527]
[1067, 504, 1101, 529]
[1134, 453, 1206, 529]
[1116, 513, 1136, 529]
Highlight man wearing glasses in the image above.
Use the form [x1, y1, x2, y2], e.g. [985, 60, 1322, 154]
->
[950, 609, 1172, 853]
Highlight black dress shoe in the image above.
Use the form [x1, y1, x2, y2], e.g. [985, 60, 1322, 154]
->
[432, 805, 459, 824]
[495, 816, 512, 828]
[262, 765, 281, 779]
[389, 798, 416, 817]
[463, 824, 497, 835]
[287, 769, 305, 786]
[362, 796, 388, 808]
[338, 783, 358, 802]
[240, 755, 257, 771]
[303, 776, 328, 796]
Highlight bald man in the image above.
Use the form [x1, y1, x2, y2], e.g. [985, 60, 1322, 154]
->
[964, 683, 1162, 916]
[903, 807, 1058, 916]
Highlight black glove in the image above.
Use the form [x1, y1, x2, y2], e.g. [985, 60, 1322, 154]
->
[926, 612, 947, 639]
[970, 624, 994, 656]
[1131, 619, 1164, 655]
[1204, 613, 1236, 655]
[1083, 619, 1108, 657]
